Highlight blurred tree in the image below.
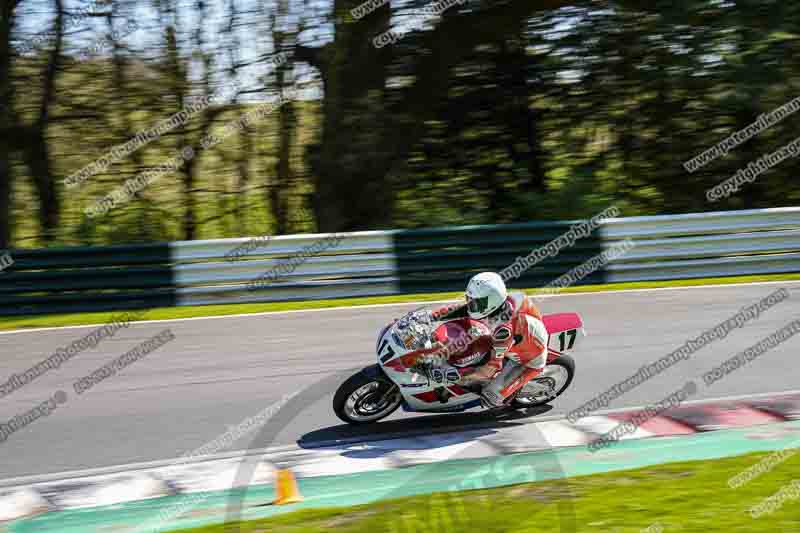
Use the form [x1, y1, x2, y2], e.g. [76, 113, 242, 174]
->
[269, 0, 294, 235]
[3, 0, 799, 246]
[19, 0, 65, 243]
[0, 0, 20, 248]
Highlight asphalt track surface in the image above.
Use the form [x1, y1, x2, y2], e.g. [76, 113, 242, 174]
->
[1, 282, 799, 479]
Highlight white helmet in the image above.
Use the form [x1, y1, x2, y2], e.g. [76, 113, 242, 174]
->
[465, 272, 507, 319]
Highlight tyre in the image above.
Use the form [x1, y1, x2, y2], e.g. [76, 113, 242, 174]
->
[511, 354, 575, 408]
[333, 365, 403, 425]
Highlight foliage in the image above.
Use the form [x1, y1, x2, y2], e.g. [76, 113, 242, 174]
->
[2, 1, 799, 247]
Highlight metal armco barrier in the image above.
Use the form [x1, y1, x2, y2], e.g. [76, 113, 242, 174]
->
[1, 208, 799, 316]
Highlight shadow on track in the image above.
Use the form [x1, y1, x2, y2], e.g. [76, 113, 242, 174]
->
[297, 404, 554, 448]
[226, 367, 576, 533]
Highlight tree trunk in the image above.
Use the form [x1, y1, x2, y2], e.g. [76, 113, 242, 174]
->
[271, 0, 293, 235]
[23, 0, 63, 244]
[165, 25, 196, 240]
[0, 0, 16, 248]
[305, 0, 392, 232]
[309, 1, 572, 231]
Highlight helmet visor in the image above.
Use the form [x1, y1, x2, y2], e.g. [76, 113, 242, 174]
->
[467, 295, 490, 316]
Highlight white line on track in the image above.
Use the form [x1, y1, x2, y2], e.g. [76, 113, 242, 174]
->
[1, 279, 798, 336]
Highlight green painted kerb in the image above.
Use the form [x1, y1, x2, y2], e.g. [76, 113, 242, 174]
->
[10, 421, 800, 533]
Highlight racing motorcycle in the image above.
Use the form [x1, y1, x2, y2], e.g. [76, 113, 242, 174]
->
[333, 306, 583, 425]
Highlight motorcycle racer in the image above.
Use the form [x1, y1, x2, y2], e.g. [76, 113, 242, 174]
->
[398, 272, 550, 408]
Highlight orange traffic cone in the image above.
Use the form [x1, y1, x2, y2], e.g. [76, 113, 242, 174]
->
[272, 469, 303, 505]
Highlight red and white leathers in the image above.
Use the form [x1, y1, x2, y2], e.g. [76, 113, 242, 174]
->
[429, 291, 550, 407]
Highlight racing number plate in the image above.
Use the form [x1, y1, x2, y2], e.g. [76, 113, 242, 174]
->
[378, 338, 396, 363]
[554, 329, 578, 352]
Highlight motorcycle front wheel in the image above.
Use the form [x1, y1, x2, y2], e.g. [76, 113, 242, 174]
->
[333, 365, 403, 425]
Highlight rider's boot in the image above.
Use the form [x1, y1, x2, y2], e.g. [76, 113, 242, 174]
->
[457, 363, 498, 396]
[480, 361, 543, 408]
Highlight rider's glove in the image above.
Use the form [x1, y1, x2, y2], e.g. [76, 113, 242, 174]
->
[429, 364, 461, 385]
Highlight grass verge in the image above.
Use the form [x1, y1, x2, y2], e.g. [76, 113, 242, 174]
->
[168, 449, 800, 533]
[2, 272, 799, 332]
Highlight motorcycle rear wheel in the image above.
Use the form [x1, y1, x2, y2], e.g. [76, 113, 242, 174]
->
[333, 365, 402, 425]
[511, 354, 575, 408]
